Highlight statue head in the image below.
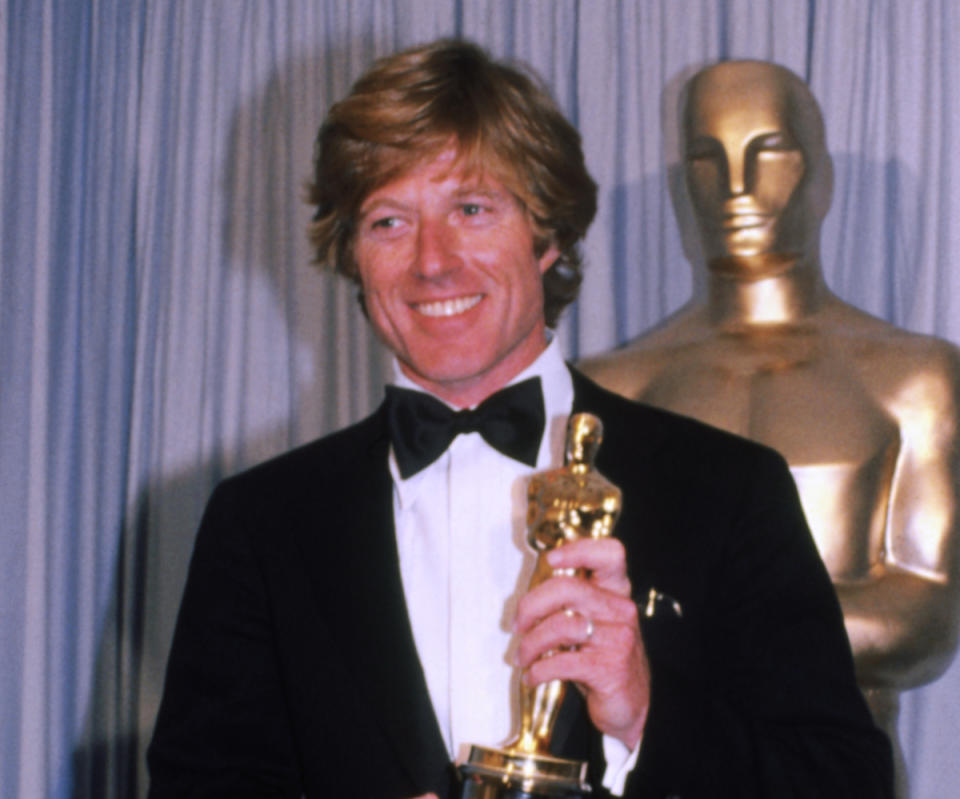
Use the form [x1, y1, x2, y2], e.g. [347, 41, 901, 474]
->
[681, 60, 833, 278]
[564, 413, 602, 469]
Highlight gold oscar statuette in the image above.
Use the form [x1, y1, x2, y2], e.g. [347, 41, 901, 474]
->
[458, 413, 622, 799]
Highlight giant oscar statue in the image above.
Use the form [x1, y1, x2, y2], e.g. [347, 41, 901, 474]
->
[580, 61, 960, 798]
[460, 413, 621, 799]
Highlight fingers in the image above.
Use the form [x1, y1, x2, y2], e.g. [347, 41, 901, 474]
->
[514, 583, 638, 666]
[514, 569, 636, 639]
[546, 536, 631, 596]
[522, 622, 650, 748]
[514, 536, 636, 672]
[514, 537, 631, 638]
[522, 617, 641, 690]
[514, 607, 596, 664]
[513, 536, 650, 748]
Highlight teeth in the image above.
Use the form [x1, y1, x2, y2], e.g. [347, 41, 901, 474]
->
[414, 294, 482, 317]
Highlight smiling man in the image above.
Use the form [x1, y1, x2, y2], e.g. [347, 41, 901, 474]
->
[148, 43, 893, 798]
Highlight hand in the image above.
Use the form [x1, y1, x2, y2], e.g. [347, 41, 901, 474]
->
[513, 537, 650, 748]
[408, 794, 438, 799]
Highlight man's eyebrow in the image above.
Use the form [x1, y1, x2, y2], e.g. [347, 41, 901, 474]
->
[358, 197, 411, 217]
[452, 186, 511, 202]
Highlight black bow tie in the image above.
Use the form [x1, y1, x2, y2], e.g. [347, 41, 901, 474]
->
[385, 377, 546, 479]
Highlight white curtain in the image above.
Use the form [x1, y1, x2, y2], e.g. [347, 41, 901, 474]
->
[3, 1, 958, 797]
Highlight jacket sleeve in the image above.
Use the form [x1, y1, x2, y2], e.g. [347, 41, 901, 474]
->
[147, 479, 304, 798]
[618, 447, 894, 799]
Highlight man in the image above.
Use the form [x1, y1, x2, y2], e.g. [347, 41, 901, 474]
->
[148, 42, 893, 798]
[580, 60, 960, 797]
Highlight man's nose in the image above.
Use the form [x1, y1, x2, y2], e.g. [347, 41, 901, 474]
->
[414, 218, 461, 278]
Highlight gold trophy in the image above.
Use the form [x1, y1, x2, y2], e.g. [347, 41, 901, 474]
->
[579, 61, 960, 797]
[459, 413, 622, 799]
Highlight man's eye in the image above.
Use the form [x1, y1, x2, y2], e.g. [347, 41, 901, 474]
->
[461, 203, 484, 216]
[370, 216, 398, 229]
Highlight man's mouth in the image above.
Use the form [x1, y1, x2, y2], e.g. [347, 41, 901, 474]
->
[413, 294, 483, 318]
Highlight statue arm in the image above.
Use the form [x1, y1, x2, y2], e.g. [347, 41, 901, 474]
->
[839, 349, 960, 689]
[837, 571, 958, 689]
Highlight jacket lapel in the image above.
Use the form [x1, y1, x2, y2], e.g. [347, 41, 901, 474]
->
[297, 407, 452, 793]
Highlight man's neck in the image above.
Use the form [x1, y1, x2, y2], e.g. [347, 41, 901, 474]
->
[706, 253, 829, 328]
[395, 334, 553, 409]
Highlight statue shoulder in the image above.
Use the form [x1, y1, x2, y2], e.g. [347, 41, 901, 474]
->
[839, 320, 960, 425]
[820, 300, 960, 390]
[577, 304, 707, 399]
[887, 333, 960, 413]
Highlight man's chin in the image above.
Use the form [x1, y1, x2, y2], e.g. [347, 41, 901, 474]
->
[398, 357, 486, 392]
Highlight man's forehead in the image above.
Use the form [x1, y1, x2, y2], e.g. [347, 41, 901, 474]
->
[366, 144, 524, 202]
[427, 157, 507, 192]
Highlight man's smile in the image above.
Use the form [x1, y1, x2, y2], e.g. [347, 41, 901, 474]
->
[412, 293, 484, 318]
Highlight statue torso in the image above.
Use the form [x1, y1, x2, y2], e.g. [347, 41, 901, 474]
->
[632, 326, 900, 580]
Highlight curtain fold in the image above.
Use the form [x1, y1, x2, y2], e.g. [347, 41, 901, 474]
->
[3, 2, 958, 797]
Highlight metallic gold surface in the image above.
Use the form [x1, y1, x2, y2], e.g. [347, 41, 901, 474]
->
[459, 413, 621, 798]
[459, 745, 589, 798]
[580, 61, 960, 798]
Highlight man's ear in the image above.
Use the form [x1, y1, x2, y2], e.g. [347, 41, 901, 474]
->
[537, 242, 561, 275]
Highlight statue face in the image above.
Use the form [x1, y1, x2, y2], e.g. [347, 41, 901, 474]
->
[683, 62, 830, 274]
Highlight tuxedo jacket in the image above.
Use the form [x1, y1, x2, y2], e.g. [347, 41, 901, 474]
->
[148, 370, 893, 798]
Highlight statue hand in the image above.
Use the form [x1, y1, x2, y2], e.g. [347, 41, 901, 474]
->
[513, 537, 649, 749]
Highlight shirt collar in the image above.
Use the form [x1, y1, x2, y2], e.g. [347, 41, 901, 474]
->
[388, 337, 573, 494]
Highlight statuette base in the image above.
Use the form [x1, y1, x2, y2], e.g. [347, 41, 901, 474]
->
[459, 744, 590, 798]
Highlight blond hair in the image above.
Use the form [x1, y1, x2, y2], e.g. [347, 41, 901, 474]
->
[306, 39, 597, 327]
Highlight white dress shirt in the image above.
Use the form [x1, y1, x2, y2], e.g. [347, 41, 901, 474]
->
[390, 338, 637, 794]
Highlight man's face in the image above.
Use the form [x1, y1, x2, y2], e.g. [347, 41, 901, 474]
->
[353, 148, 558, 407]
[684, 63, 826, 274]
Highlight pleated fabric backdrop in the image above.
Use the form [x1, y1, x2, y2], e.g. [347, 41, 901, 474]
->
[2, 2, 958, 797]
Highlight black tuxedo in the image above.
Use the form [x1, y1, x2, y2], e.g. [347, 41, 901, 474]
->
[148, 370, 893, 798]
